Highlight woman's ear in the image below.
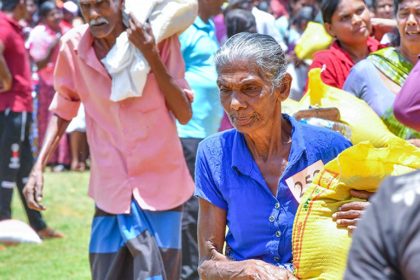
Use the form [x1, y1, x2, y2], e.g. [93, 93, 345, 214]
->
[324, 22, 336, 37]
[276, 73, 292, 102]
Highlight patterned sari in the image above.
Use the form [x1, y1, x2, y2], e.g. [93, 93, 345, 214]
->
[368, 47, 420, 139]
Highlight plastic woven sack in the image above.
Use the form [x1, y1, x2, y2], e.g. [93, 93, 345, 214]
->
[282, 98, 301, 116]
[0, 219, 42, 244]
[300, 68, 399, 147]
[294, 22, 333, 60]
[292, 139, 420, 279]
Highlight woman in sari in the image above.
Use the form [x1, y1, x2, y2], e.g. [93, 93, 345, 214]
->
[343, 0, 420, 145]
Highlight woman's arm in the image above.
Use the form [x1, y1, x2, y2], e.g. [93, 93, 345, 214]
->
[198, 199, 296, 280]
[198, 198, 229, 278]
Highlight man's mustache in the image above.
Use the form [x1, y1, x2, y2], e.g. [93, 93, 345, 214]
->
[89, 17, 109, 26]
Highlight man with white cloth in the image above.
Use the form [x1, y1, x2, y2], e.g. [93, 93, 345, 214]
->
[23, 0, 196, 279]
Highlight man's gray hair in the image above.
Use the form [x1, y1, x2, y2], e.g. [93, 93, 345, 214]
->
[214, 32, 287, 90]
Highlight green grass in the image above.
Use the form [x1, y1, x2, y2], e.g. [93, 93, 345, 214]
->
[0, 171, 93, 280]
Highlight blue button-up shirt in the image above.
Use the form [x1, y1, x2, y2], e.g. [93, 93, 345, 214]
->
[195, 115, 351, 267]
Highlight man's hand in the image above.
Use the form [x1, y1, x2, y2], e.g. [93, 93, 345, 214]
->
[126, 13, 157, 59]
[23, 166, 46, 211]
[333, 190, 374, 235]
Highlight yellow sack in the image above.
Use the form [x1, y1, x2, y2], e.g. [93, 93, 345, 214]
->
[282, 98, 301, 116]
[294, 22, 333, 60]
[292, 139, 420, 280]
[299, 68, 399, 147]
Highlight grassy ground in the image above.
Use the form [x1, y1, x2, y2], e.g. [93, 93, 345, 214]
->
[0, 171, 92, 280]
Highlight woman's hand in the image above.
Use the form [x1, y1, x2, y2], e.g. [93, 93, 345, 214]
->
[232, 259, 297, 280]
[198, 199, 297, 280]
[371, 17, 397, 34]
[408, 139, 420, 148]
[333, 190, 374, 235]
[200, 258, 297, 280]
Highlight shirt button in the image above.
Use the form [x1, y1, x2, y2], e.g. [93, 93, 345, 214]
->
[274, 256, 280, 262]
[275, 202, 280, 209]
[269, 216, 275, 223]
[275, 231, 281, 238]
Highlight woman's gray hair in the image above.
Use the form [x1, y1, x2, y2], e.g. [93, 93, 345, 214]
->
[214, 32, 287, 90]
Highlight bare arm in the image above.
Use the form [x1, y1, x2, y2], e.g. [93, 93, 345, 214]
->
[23, 114, 70, 211]
[198, 198, 229, 279]
[127, 15, 192, 124]
[371, 18, 397, 42]
[198, 199, 296, 280]
[0, 42, 12, 92]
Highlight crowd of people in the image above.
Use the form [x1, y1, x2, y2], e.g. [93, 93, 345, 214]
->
[0, 0, 419, 279]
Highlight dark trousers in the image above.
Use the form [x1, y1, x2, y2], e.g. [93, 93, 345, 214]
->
[0, 110, 46, 231]
[180, 138, 202, 280]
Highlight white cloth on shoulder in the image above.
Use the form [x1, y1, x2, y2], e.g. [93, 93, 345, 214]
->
[102, 0, 198, 102]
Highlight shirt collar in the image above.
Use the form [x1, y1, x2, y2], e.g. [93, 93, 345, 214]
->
[77, 24, 110, 78]
[231, 114, 307, 176]
[193, 16, 214, 32]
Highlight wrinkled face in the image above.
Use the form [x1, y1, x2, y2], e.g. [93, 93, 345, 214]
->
[217, 61, 289, 134]
[375, 0, 394, 19]
[397, 0, 420, 47]
[79, 0, 121, 38]
[326, 0, 372, 45]
[45, 8, 63, 31]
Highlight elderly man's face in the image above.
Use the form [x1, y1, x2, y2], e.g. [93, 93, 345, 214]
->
[79, 0, 121, 38]
[217, 61, 284, 134]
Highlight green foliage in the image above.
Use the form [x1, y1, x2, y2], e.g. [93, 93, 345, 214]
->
[0, 172, 92, 280]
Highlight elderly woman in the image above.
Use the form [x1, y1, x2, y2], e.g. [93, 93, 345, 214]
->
[344, 0, 420, 145]
[195, 33, 367, 279]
